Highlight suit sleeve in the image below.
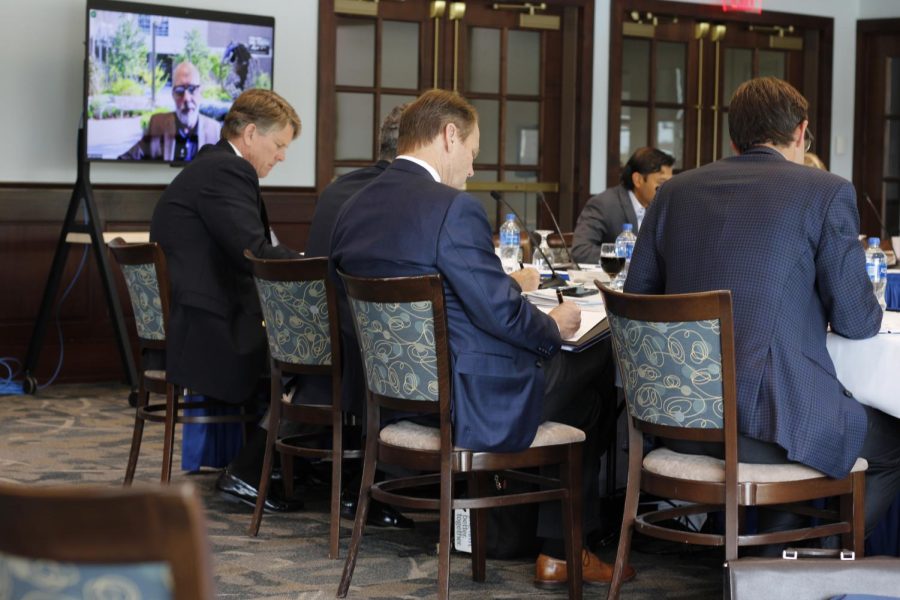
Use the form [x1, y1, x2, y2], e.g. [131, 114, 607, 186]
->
[815, 181, 882, 339]
[195, 159, 299, 274]
[571, 197, 608, 263]
[437, 194, 561, 358]
[623, 192, 665, 294]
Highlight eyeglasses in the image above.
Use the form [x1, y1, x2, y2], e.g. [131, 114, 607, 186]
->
[173, 84, 200, 96]
[804, 128, 814, 153]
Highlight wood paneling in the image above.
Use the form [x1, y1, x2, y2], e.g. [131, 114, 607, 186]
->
[0, 184, 317, 385]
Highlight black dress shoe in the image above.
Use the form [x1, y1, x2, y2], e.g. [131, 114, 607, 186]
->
[340, 490, 414, 529]
[216, 470, 304, 513]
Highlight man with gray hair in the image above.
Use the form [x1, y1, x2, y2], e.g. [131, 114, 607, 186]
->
[150, 88, 303, 511]
[120, 61, 221, 161]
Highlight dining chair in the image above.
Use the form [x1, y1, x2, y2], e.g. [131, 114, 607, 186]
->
[244, 251, 360, 559]
[597, 286, 866, 600]
[336, 271, 585, 599]
[0, 481, 215, 600]
[109, 238, 258, 483]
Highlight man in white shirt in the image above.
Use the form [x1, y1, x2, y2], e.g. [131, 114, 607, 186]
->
[571, 147, 674, 263]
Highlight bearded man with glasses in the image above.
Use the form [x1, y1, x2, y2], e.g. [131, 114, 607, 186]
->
[119, 61, 221, 162]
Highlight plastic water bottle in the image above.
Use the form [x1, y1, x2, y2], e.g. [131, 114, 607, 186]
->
[610, 224, 637, 290]
[498, 214, 521, 274]
[866, 237, 887, 311]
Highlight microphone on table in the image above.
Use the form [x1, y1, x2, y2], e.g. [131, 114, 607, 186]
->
[490, 190, 567, 289]
[864, 193, 887, 239]
[536, 191, 580, 271]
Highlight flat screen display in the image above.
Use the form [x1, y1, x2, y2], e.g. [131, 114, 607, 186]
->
[84, 0, 274, 163]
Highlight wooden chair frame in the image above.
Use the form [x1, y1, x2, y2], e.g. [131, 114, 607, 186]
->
[336, 272, 584, 600]
[0, 482, 215, 600]
[109, 238, 258, 484]
[244, 251, 361, 559]
[598, 287, 865, 600]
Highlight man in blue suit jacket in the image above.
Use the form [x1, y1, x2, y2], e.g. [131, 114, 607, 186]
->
[626, 77, 900, 535]
[330, 89, 629, 586]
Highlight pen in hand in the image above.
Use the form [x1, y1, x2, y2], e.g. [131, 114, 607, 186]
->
[556, 288, 564, 305]
[519, 260, 525, 270]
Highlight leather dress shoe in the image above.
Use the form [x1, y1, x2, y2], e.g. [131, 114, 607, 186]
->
[534, 549, 635, 589]
[340, 491, 414, 529]
[216, 470, 304, 513]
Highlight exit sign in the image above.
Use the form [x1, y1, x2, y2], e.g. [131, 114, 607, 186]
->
[722, 0, 762, 13]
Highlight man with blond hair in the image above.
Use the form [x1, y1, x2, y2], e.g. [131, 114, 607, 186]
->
[329, 89, 629, 588]
[150, 88, 303, 511]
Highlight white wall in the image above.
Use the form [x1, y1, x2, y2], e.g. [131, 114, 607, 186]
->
[590, 0, 900, 192]
[0, 0, 318, 187]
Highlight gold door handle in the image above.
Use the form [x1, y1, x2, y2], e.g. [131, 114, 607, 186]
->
[449, 2, 466, 91]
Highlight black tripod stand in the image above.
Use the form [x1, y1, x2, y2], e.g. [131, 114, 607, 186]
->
[21, 124, 138, 404]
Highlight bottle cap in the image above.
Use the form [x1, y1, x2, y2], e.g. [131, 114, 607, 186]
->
[622, 224, 633, 232]
[506, 213, 515, 221]
[869, 237, 880, 246]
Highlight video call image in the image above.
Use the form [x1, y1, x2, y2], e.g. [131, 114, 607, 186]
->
[85, 7, 274, 162]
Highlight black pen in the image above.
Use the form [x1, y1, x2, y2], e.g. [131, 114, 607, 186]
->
[556, 288, 564, 305]
[519, 260, 525, 270]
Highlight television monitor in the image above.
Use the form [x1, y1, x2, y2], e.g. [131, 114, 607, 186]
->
[84, 0, 275, 163]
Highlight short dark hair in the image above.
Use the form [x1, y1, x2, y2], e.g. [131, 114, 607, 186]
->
[728, 77, 808, 154]
[397, 89, 478, 154]
[621, 147, 675, 190]
[221, 89, 301, 141]
[378, 103, 408, 161]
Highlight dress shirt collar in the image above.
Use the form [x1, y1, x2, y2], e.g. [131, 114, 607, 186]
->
[628, 189, 645, 231]
[395, 155, 440, 183]
[227, 140, 243, 158]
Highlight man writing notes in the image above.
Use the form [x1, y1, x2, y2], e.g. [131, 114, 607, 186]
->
[625, 77, 900, 537]
[571, 147, 674, 263]
[329, 89, 630, 587]
[150, 89, 302, 511]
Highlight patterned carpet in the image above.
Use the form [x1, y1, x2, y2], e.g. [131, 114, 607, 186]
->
[0, 383, 723, 599]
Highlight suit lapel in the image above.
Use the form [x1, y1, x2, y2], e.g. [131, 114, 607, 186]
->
[618, 185, 638, 227]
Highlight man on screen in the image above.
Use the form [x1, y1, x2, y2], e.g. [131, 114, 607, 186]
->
[119, 61, 220, 162]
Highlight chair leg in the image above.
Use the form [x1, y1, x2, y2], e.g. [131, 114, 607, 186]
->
[842, 471, 865, 556]
[437, 458, 453, 600]
[608, 427, 642, 600]
[248, 379, 282, 537]
[160, 384, 178, 484]
[468, 472, 487, 583]
[563, 444, 584, 600]
[337, 432, 378, 597]
[124, 382, 149, 485]
[282, 451, 294, 499]
[329, 411, 344, 560]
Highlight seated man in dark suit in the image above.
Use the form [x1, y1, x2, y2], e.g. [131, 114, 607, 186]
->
[150, 88, 303, 511]
[329, 89, 630, 588]
[571, 147, 673, 263]
[119, 61, 221, 162]
[626, 76, 900, 538]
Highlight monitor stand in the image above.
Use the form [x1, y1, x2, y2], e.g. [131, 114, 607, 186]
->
[21, 123, 138, 405]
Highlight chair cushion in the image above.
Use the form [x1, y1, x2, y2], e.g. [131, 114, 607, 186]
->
[379, 419, 585, 451]
[144, 369, 166, 382]
[643, 447, 868, 483]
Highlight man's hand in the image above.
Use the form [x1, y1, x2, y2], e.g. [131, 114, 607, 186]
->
[509, 267, 540, 292]
[549, 301, 581, 339]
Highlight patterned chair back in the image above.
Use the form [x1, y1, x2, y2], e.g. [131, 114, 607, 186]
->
[606, 312, 724, 429]
[254, 277, 332, 367]
[348, 297, 439, 402]
[109, 239, 170, 347]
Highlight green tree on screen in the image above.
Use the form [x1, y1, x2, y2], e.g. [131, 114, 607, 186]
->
[108, 17, 148, 83]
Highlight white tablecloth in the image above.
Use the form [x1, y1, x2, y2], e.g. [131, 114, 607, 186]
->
[826, 310, 900, 419]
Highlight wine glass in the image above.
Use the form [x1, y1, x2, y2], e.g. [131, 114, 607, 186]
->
[600, 243, 624, 288]
[532, 230, 554, 271]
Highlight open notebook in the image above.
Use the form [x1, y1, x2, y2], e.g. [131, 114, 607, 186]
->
[524, 289, 608, 351]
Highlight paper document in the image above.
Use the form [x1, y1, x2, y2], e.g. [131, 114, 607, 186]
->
[879, 310, 900, 334]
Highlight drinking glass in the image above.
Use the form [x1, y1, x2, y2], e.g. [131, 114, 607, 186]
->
[599, 243, 625, 283]
[532, 230, 554, 271]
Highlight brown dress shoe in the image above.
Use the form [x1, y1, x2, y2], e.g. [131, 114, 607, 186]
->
[534, 549, 636, 589]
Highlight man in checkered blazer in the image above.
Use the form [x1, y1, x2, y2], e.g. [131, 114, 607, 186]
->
[625, 77, 900, 537]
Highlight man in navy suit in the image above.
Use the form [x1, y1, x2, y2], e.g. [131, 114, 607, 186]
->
[571, 147, 674, 263]
[626, 77, 900, 536]
[330, 89, 630, 587]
